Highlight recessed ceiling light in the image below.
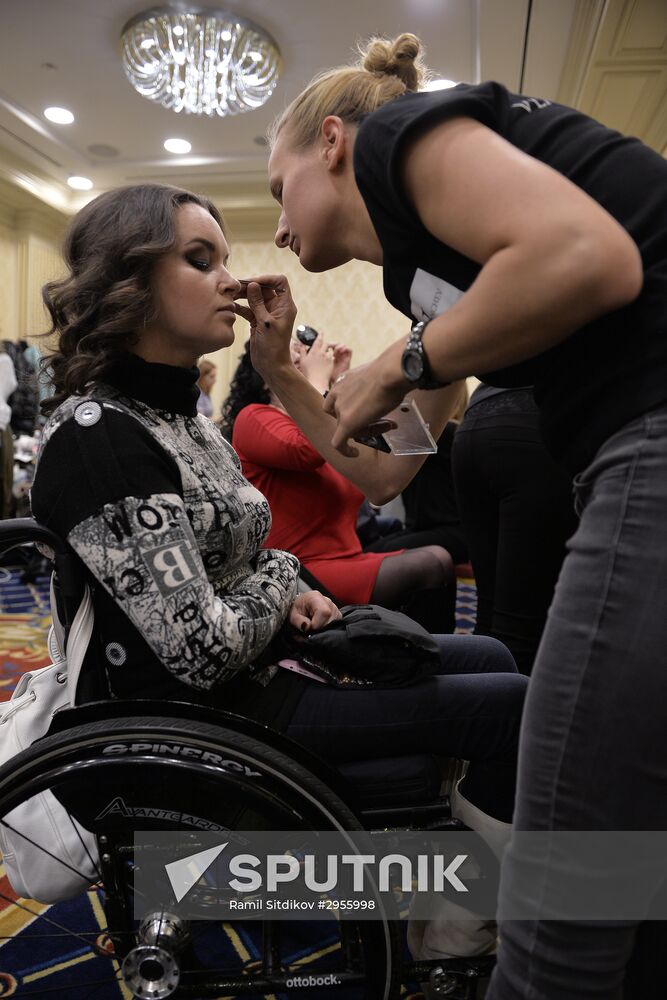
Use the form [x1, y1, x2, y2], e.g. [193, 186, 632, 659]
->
[44, 106, 74, 124]
[67, 175, 93, 190]
[164, 137, 191, 154]
[424, 78, 457, 91]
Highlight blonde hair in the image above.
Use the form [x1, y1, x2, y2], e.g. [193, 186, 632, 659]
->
[269, 33, 428, 150]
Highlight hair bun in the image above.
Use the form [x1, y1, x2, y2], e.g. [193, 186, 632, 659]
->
[361, 33, 424, 92]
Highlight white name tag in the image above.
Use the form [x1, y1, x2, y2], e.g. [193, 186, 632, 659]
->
[409, 267, 463, 322]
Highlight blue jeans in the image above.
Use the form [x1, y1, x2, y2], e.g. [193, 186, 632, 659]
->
[488, 406, 667, 999]
[287, 634, 527, 822]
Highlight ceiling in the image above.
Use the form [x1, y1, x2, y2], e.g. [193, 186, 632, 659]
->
[0, 0, 665, 235]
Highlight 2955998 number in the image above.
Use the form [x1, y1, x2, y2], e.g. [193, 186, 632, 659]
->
[320, 899, 376, 910]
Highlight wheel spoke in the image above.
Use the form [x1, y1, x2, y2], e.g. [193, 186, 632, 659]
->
[0, 713, 401, 998]
[66, 809, 103, 883]
[0, 890, 113, 956]
[0, 816, 97, 885]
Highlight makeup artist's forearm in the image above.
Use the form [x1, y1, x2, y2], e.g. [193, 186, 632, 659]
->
[409, 382, 465, 439]
[384, 240, 641, 387]
[265, 365, 436, 504]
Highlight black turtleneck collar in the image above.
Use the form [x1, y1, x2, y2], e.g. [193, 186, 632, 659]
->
[103, 352, 200, 417]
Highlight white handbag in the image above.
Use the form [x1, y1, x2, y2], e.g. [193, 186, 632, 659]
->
[0, 577, 100, 903]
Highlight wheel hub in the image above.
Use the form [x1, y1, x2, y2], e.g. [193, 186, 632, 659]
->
[429, 965, 461, 995]
[121, 911, 190, 998]
[121, 944, 179, 998]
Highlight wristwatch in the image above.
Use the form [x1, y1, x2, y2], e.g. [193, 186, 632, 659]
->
[400, 320, 450, 390]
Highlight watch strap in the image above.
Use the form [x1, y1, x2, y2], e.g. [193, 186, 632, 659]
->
[402, 320, 450, 390]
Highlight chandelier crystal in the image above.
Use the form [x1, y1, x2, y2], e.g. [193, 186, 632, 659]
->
[121, 7, 282, 117]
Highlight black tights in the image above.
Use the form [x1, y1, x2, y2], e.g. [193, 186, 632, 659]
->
[371, 545, 457, 633]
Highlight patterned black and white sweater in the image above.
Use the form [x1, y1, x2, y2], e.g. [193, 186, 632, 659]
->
[31, 353, 306, 728]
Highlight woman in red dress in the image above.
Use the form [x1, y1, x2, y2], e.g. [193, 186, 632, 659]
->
[225, 335, 460, 631]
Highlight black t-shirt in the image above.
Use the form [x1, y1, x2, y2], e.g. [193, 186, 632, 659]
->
[354, 83, 667, 473]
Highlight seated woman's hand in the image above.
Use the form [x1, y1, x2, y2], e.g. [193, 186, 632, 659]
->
[323, 354, 407, 455]
[289, 591, 341, 633]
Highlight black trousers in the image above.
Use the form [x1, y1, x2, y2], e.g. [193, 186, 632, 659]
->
[451, 396, 577, 675]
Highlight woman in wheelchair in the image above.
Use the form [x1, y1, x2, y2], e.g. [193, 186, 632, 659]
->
[29, 182, 527, 968]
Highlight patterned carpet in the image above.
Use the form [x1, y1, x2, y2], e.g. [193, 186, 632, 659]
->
[0, 567, 477, 999]
[0, 568, 51, 705]
[454, 577, 477, 636]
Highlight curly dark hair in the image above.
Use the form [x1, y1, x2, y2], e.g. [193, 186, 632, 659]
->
[40, 183, 224, 415]
[220, 339, 270, 440]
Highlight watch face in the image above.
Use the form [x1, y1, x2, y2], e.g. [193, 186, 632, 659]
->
[403, 349, 424, 381]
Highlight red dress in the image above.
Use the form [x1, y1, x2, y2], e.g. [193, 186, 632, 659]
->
[233, 404, 403, 604]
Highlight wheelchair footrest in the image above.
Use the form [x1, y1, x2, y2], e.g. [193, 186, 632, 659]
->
[360, 797, 462, 830]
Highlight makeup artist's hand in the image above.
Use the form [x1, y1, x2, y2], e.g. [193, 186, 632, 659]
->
[323, 345, 408, 455]
[234, 274, 296, 378]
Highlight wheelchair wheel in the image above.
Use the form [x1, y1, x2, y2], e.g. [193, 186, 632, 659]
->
[0, 712, 403, 999]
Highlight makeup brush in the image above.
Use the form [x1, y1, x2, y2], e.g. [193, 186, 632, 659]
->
[237, 278, 285, 293]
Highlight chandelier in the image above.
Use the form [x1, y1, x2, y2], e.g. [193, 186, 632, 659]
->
[121, 7, 282, 117]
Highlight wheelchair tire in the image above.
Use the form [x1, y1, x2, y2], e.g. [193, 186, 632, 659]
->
[0, 713, 403, 999]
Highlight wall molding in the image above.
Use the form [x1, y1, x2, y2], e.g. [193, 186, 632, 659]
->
[557, 0, 608, 106]
[558, 0, 667, 154]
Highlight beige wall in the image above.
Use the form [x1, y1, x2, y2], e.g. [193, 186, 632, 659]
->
[0, 194, 65, 346]
[18, 227, 66, 340]
[203, 239, 409, 417]
[0, 210, 19, 342]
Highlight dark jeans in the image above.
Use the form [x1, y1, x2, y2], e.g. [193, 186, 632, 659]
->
[488, 406, 667, 999]
[287, 634, 527, 822]
[452, 398, 577, 674]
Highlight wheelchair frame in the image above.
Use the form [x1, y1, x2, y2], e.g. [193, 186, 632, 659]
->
[0, 518, 495, 999]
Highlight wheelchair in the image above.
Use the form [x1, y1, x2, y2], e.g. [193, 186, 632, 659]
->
[0, 518, 495, 999]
